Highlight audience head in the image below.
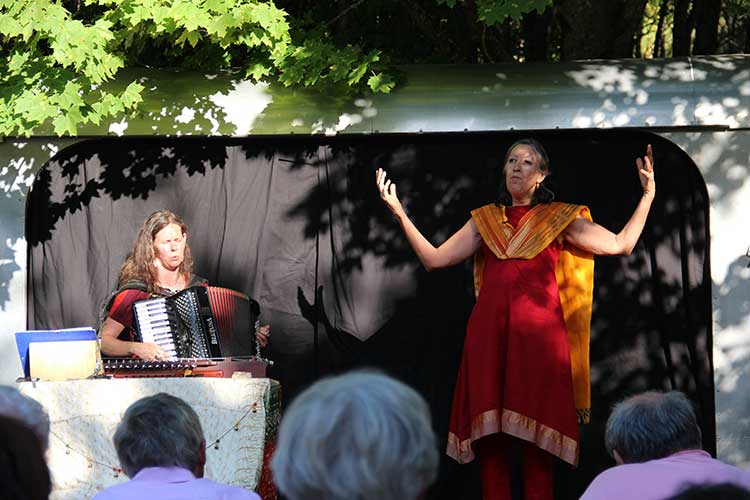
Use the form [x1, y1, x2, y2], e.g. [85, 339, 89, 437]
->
[665, 483, 750, 500]
[605, 390, 702, 464]
[0, 415, 52, 500]
[0, 385, 50, 450]
[113, 393, 205, 478]
[272, 370, 439, 500]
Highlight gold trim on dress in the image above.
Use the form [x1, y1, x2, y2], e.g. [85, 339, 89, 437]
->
[446, 408, 579, 466]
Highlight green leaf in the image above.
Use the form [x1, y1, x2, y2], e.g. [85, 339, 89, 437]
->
[206, 13, 233, 38]
[348, 61, 369, 86]
[54, 81, 83, 110]
[14, 91, 55, 123]
[120, 81, 145, 108]
[7, 52, 30, 73]
[52, 111, 81, 136]
[367, 72, 395, 93]
[0, 13, 24, 37]
[475, 0, 553, 25]
[186, 30, 201, 47]
[204, 0, 229, 13]
[245, 62, 271, 81]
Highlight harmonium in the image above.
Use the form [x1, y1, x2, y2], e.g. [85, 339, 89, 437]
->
[104, 286, 271, 378]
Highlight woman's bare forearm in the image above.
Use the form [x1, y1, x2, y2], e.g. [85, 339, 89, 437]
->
[564, 193, 654, 256]
[376, 168, 480, 269]
[614, 192, 654, 255]
[394, 208, 441, 270]
[100, 335, 137, 356]
[394, 208, 480, 271]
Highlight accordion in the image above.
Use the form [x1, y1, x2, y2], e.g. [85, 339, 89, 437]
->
[132, 286, 260, 359]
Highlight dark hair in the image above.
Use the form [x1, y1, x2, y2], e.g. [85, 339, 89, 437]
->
[113, 393, 204, 477]
[118, 210, 193, 292]
[605, 391, 703, 463]
[0, 385, 50, 450]
[498, 138, 555, 206]
[0, 416, 51, 500]
[665, 483, 750, 500]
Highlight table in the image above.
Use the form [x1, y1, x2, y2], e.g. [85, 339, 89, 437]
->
[18, 375, 281, 499]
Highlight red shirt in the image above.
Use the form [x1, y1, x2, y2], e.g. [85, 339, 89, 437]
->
[108, 289, 153, 341]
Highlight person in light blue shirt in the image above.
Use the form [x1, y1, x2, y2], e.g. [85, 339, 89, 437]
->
[92, 393, 259, 500]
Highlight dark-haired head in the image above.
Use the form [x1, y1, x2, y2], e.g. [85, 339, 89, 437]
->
[665, 483, 750, 500]
[0, 415, 51, 500]
[498, 138, 555, 206]
[605, 391, 703, 464]
[114, 393, 205, 478]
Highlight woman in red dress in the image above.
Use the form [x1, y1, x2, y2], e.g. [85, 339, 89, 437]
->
[375, 139, 655, 500]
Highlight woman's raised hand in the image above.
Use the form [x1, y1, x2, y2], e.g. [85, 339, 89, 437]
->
[636, 144, 655, 199]
[376, 168, 404, 216]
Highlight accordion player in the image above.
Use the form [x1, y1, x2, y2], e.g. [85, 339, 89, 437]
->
[132, 286, 261, 360]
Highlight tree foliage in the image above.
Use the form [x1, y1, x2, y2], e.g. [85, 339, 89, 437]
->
[0, 0, 395, 137]
[436, 0, 552, 24]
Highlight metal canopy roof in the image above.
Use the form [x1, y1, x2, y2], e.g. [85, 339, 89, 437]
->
[39, 54, 750, 137]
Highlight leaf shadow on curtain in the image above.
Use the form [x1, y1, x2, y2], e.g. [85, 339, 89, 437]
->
[25, 131, 711, 500]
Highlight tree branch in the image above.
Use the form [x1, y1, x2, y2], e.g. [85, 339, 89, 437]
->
[327, 0, 367, 27]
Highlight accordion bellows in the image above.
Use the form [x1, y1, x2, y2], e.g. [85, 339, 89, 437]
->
[132, 286, 259, 359]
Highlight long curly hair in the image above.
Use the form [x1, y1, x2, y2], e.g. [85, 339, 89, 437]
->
[498, 138, 555, 206]
[118, 210, 193, 292]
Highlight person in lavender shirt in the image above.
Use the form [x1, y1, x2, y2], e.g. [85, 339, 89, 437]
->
[91, 393, 260, 500]
[581, 391, 750, 500]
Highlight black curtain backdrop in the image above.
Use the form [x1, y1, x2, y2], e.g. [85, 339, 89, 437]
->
[26, 131, 712, 500]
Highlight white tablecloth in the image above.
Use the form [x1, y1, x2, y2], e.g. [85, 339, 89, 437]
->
[18, 376, 281, 500]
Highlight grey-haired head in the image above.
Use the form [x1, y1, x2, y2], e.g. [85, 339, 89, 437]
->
[271, 370, 439, 500]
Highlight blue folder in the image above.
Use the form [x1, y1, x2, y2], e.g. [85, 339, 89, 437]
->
[15, 327, 97, 379]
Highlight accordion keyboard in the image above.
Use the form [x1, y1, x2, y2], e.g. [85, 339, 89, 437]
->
[132, 298, 178, 359]
[132, 286, 219, 359]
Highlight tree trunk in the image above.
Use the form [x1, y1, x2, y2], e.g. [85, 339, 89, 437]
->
[654, 0, 669, 57]
[673, 0, 693, 56]
[521, 8, 553, 61]
[461, 0, 484, 62]
[400, 2, 457, 61]
[692, 0, 722, 54]
[556, 0, 649, 59]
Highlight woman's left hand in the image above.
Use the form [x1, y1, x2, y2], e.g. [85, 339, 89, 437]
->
[255, 324, 270, 348]
[637, 144, 655, 199]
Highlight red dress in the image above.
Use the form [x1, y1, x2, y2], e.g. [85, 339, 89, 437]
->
[447, 205, 579, 466]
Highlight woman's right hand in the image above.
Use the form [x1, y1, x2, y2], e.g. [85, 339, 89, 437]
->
[375, 168, 404, 217]
[130, 342, 170, 361]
